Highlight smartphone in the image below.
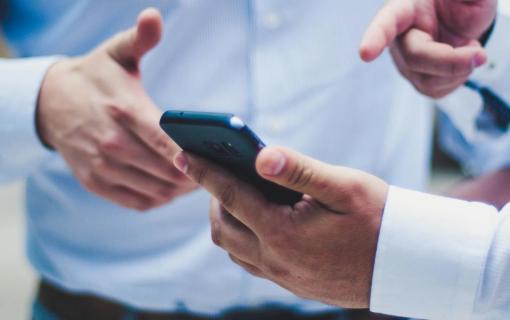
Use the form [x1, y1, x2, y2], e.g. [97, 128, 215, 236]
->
[160, 110, 302, 206]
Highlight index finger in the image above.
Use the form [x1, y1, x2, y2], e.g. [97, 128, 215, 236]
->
[109, 101, 183, 161]
[174, 151, 273, 233]
[359, 0, 415, 62]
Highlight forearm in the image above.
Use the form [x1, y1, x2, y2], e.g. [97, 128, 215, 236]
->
[448, 168, 510, 210]
[0, 56, 62, 183]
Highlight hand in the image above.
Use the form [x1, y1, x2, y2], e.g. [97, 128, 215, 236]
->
[360, 0, 497, 98]
[37, 8, 197, 211]
[173, 147, 388, 308]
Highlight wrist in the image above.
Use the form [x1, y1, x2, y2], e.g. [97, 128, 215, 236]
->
[36, 58, 74, 149]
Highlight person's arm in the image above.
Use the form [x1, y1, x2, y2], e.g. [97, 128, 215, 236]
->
[0, 8, 197, 210]
[0, 56, 61, 182]
[360, 0, 497, 99]
[371, 186, 510, 319]
[172, 146, 510, 318]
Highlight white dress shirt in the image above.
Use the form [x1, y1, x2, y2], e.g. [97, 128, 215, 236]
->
[0, 0, 432, 314]
[371, 3, 510, 319]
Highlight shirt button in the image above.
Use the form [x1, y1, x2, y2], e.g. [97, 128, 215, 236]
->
[263, 12, 281, 29]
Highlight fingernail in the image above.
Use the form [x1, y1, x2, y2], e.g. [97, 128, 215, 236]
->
[472, 52, 486, 68]
[259, 149, 286, 176]
[173, 152, 188, 174]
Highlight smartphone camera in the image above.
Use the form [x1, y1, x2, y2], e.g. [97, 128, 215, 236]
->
[222, 142, 240, 156]
[202, 140, 240, 157]
[203, 141, 228, 156]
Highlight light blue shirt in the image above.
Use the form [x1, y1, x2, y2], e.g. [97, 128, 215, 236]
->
[0, 0, 432, 314]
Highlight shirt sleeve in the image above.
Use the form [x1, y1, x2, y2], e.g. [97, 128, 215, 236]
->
[0, 56, 62, 183]
[370, 186, 510, 320]
[436, 6, 510, 176]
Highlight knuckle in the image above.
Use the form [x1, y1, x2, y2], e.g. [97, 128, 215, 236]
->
[286, 161, 313, 189]
[419, 75, 436, 88]
[152, 132, 174, 157]
[210, 221, 222, 247]
[342, 175, 368, 210]
[264, 226, 290, 252]
[266, 234, 285, 251]
[405, 52, 422, 69]
[194, 166, 208, 185]
[348, 177, 366, 199]
[448, 61, 460, 77]
[218, 184, 237, 210]
[228, 254, 262, 277]
[242, 266, 263, 278]
[261, 260, 289, 279]
[133, 199, 154, 212]
[412, 76, 435, 97]
[79, 172, 99, 193]
[450, 54, 472, 76]
[90, 157, 109, 175]
[417, 88, 436, 99]
[428, 91, 445, 99]
[99, 132, 125, 155]
[412, 74, 427, 91]
[108, 103, 136, 122]
[156, 187, 175, 200]
[228, 253, 238, 264]
[403, 43, 424, 67]
[331, 174, 367, 210]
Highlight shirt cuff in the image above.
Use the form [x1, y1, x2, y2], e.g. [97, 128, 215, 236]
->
[370, 186, 500, 320]
[0, 56, 63, 180]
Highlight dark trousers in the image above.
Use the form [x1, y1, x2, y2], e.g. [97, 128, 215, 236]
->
[33, 280, 401, 320]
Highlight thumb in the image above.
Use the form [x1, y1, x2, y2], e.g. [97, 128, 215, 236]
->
[256, 147, 376, 211]
[359, 0, 415, 62]
[105, 7, 163, 71]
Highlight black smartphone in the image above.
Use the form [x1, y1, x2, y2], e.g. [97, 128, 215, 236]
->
[160, 110, 302, 206]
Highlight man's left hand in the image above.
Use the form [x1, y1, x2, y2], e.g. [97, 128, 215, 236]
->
[173, 147, 388, 308]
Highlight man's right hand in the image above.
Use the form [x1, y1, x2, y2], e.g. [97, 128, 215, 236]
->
[36, 8, 197, 211]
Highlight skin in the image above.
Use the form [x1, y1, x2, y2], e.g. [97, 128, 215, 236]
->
[360, 0, 498, 98]
[449, 168, 510, 210]
[37, 8, 197, 211]
[171, 149, 510, 309]
[361, 1, 509, 208]
[173, 147, 388, 308]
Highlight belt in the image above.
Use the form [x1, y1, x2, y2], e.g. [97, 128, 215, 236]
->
[37, 280, 395, 320]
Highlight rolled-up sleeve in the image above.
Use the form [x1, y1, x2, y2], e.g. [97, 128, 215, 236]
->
[0, 56, 62, 182]
[370, 186, 510, 319]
